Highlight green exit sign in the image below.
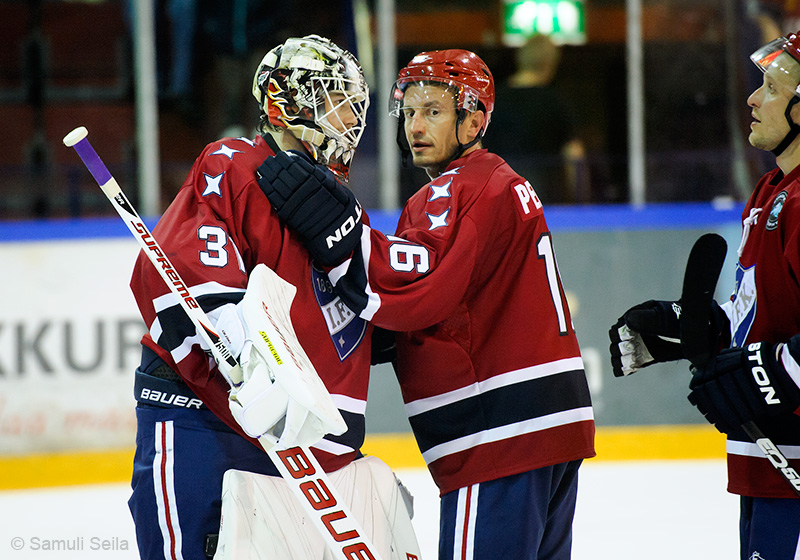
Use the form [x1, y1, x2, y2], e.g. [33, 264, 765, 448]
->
[503, 0, 586, 46]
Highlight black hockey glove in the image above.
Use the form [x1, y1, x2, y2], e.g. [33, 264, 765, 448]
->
[688, 342, 800, 435]
[609, 299, 728, 377]
[256, 150, 363, 266]
[609, 300, 684, 377]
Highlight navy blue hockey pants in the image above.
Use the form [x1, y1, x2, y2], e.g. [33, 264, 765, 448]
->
[740, 495, 800, 560]
[438, 459, 582, 560]
[128, 403, 278, 560]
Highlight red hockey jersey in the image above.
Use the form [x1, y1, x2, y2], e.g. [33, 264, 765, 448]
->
[329, 149, 596, 494]
[129, 135, 372, 473]
[727, 164, 800, 498]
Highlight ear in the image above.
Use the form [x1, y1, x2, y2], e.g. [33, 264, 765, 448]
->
[791, 97, 800, 124]
[461, 110, 486, 143]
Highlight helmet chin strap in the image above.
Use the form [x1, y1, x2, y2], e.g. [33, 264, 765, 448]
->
[772, 96, 800, 156]
[396, 115, 412, 167]
[451, 109, 482, 161]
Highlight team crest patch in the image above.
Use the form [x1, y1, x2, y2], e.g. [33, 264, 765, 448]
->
[731, 263, 756, 348]
[766, 190, 787, 231]
[310, 265, 367, 361]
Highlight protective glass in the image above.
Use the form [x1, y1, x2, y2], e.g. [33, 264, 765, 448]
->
[389, 78, 480, 119]
[751, 38, 800, 97]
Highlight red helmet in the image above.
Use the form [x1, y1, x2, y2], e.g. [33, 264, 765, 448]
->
[750, 31, 800, 156]
[750, 31, 800, 91]
[391, 49, 495, 134]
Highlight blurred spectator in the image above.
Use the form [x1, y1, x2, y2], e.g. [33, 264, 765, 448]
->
[163, 0, 198, 104]
[198, 0, 294, 139]
[485, 34, 589, 204]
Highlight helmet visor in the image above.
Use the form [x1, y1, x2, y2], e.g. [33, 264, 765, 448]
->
[389, 77, 481, 118]
[751, 38, 800, 97]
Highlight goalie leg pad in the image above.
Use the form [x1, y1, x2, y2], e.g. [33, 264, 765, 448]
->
[214, 456, 421, 560]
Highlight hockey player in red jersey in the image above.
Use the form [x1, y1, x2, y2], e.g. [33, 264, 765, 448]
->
[126, 35, 418, 560]
[259, 49, 596, 560]
[610, 32, 800, 559]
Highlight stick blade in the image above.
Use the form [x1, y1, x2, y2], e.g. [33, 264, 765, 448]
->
[680, 233, 727, 367]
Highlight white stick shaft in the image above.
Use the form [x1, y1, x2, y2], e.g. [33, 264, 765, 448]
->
[63, 127, 241, 386]
[268, 445, 386, 559]
[64, 126, 385, 560]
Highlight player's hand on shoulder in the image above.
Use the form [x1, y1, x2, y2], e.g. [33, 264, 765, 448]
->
[609, 300, 684, 377]
[256, 150, 363, 266]
[688, 341, 800, 434]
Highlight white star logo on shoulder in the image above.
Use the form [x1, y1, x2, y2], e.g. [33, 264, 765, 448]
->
[439, 166, 462, 178]
[429, 178, 452, 201]
[211, 144, 243, 160]
[427, 208, 450, 230]
[202, 172, 224, 197]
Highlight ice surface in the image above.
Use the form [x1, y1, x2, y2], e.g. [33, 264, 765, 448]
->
[0, 459, 738, 559]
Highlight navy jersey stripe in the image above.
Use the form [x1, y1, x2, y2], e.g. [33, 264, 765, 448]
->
[154, 292, 245, 353]
[331, 248, 370, 316]
[408, 368, 592, 453]
[325, 409, 366, 451]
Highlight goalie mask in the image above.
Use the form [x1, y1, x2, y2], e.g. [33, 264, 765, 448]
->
[750, 31, 800, 156]
[252, 35, 369, 181]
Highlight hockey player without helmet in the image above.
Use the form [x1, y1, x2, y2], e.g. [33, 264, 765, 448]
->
[252, 35, 369, 181]
[390, 49, 495, 135]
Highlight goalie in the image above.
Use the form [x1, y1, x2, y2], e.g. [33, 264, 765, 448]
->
[127, 35, 418, 560]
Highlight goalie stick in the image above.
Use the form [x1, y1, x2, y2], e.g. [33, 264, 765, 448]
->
[63, 127, 387, 560]
[681, 233, 800, 498]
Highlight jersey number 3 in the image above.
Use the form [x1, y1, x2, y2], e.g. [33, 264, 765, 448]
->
[198, 225, 229, 268]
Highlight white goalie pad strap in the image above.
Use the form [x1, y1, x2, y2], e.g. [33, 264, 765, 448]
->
[228, 358, 290, 439]
[228, 264, 347, 448]
[213, 303, 248, 360]
[214, 456, 421, 560]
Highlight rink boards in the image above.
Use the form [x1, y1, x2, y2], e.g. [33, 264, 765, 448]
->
[0, 202, 742, 488]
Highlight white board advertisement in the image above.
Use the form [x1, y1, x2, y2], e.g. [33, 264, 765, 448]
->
[0, 238, 145, 454]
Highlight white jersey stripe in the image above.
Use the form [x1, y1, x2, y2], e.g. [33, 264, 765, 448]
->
[359, 226, 380, 321]
[422, 407, 594, 465]
[405, 357, 585, 417]
[330, 393, 367, 415]
[780, 343, 800, 390]
[727, 439, 800, 459]
[153, 421, 183, 560]
[328, 226, 381, 321]
[311, 437, 357, 456]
